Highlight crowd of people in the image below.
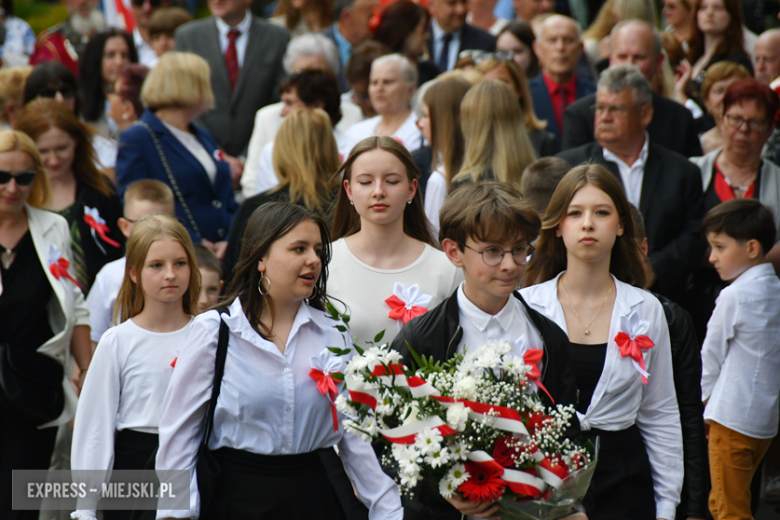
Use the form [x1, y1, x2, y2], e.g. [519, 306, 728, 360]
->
[2, 0, 780, 518]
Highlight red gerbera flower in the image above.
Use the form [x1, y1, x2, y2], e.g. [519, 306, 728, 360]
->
[458, 461, 506, 503]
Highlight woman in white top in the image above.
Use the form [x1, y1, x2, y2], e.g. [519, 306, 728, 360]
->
[156, 202, 403, 520]
[71, 215, 199, 520]
[346, 54, 423, 153]
[419, 76, 471, 235]
[520, 164, 683, 520]
[329, 136, 462, 347]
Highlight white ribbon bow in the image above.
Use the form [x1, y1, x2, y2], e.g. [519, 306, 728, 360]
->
[310, 348, 344, 375]
[388, 282, 433, 330]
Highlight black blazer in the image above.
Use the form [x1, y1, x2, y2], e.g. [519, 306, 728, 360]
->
[426, 22, 496, 71]
[528, 74, 596, 144]
[529, 127, 559, 157]
[556, 141, 706, 302]
[562, 91, 703, 157]
[411, 145, 434, 199]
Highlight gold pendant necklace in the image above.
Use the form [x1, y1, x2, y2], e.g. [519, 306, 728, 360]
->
[561, 278, 613, 336]
[1, 247, 14, 270]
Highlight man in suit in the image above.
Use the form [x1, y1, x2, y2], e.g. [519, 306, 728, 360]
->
[528, 15, 595, 144]
[561, 20, 702, 157]
[557, 64, 705, 303]
[427, 0, 496, 73]
[321, 0, 380, 92]
[175, 0, 290, 159]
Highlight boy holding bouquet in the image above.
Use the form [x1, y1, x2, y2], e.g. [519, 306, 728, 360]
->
[700, 199, 780, 520]
[390, 182, 580, 520]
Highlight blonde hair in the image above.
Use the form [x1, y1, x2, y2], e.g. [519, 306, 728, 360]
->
[0, 66, 32, 124]
[0, 130, 51, 208]
[123, 179, 175, 214]
[271, 108, 341, 213]
[584, 0, 658, 41]
[141, 52, 215, 111]
[453, 81, 537, 188]
[113, 215, 201, 324]
[475, 57, 546, 131]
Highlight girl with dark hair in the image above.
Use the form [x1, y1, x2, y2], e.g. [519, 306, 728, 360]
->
[328, 136, 462, 346]
[496, 21, 541, 78]
[16, 98, 124, 294]
[107, 64, 149, 134]
[79, 28, 138, 137]
[154, 202, 403, 520]
[23, 61, 80, 115]
[521, 164, 684, 520]
[372, 1, 438, 85]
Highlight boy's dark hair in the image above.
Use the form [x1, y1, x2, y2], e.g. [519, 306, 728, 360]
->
[279, 69, 342, 126]
[520, 157, 571, 217]
[439, 181, 541, 248]
[345, 40, 388, 86]
[701, 198, 776, 255]
[149, 7, 193, 38]
[193, 243, 222, 276]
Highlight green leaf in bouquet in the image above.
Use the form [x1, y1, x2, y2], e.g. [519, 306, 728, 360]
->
[335, 325, 347, 332]
[327, 347, 352, 356]
[342, 314, 350, 323]
[374, 330, 386, 343]
[352, 343, 365, 356]
[331, 372, 345, 382]
[406, 342, 425, 372]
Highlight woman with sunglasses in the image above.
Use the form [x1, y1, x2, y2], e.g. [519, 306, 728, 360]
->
[0, 129, 92, 520]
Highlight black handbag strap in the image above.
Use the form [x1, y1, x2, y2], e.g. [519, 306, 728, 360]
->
[136, 121, 203, 238]
[202, 306, 230, 447]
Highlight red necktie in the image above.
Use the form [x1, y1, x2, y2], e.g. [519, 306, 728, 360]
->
[225, 28, 240, 92]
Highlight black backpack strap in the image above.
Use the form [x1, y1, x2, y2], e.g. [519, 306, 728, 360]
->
[202, 305, 231, 447]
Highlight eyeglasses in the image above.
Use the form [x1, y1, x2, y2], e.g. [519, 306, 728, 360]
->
[38, 86, 75, 99]
[590, 103, 639, 116]
[458, 50, 515, 65]
[131, 0, 163, 7]
[463, 243, 535, 266]
[723, 114, 769, 133]
[0, 170, 36, 186]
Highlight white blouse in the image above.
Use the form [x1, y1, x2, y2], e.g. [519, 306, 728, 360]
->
[520, 273, 683, 520]
[701, 263, 780, 439]
[86, 257, 125, 343]
[71, 317, 194, 520]
[345, 112, 422, 153]
[161, 121, 218, 184]
[155, 298, 403, 520]
[424, 166, 447, 236]
[328, 239, 463, 347]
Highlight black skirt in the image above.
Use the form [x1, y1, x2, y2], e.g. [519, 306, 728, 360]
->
[581, 424, 656, 520]
[105, 429, 158, 520]
[201, 447, 350, 520]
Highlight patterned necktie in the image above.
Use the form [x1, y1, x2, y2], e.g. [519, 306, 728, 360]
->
[438, 32, 453, 73]
[225, 28, 241, 92]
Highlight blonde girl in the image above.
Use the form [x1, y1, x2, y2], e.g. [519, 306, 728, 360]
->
[453, 80, 537, 188]
[71, 215, 200, 520]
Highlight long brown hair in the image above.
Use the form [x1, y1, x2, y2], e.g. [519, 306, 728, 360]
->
[686, 0, 745, 63]
[423, 76, 471, 185]
[113, 215, 200, 324]
[331, 136, 437, 246]
[222, 202, 331, 338]
[522, 164, 646, 288]
[15, 98, 112, 196]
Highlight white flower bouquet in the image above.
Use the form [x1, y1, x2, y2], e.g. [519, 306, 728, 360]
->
[335, 336, 597, 520]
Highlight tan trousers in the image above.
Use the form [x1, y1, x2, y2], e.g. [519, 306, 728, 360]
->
[709, 420, 773, 520]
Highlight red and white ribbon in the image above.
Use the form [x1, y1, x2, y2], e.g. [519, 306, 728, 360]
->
[615, 312, 655, 384]
[310, 350, 344, 431]
[467, 450, 548, 498]
[84, 206, 120, 255]
[385, 282, 432, 329]
[48, 244, 80, 300]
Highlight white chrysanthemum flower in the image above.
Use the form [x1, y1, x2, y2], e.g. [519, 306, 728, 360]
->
[447, 463, 470, 487]
[334, 394, 357, 416]
[400, 471, 421, 488]
[439, 477, 457, 498]
[453, 376, 477, 400]
[425, 447, 450, 468]
[501, 354, 530, 378]
[414, 428, 444, 455]
[445, 402, 469, 432]
[449, 440, 469, 460]
[492, 341, 513, 356]
[345, 355, 369, 375]
[382, 348, 402, 365]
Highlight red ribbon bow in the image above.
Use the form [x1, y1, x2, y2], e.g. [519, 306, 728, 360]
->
[523, 349, 555, 404]
[309, 368, 343, 431]
[50, 257, 82, 288]
[385, 295, 428, 325]
[84, 214, 120, 249]
[615, 332, 654, 384]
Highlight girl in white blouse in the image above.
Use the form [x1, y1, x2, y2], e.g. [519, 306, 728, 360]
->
[155, 202, 403, 520]
[329, 136, 463, 347]
[520, 165, 683, 520]
[71, 215, 200, 520]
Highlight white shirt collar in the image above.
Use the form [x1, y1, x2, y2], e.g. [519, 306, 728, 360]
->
[602, 132, 650, 170]
[215, 10, 252, 37]
[432, 19, 460, 40]
[457, 283, 516, 333]
[730, 263, 777, 287]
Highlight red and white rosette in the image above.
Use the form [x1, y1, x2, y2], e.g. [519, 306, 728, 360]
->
[48, 244, 81, 300]
[614, 311, 655, 384]
[84, 206, 120, 255]
[309, 349, 344, 431]
[385, 282, 432, 330]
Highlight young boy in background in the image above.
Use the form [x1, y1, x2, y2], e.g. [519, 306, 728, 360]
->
[700, 198, 780, 520]
[193, 243, 223, 314]
[86, 180, 175, 347]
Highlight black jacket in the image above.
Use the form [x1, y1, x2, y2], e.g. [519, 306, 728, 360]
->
[411, 145, 434, 200]
[426, 22, 496, 71]
[389, 290, 579, 520]
[655, 293, 708, 519]
[561, 91, 703, 158]
[529, 128, 560, 158]
[556, 141, 706, 303]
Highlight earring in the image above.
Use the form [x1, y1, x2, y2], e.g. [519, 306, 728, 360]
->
[407, 198, 412, 205]
[349, 200, 354, 206]
[258, 272, 271, 295]
[121, 113, 129, 121]
[310, 285, 318, 299]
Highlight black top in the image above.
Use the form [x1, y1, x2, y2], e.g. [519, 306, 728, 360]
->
[0, 231, 54, 352]
[571, 342, 607, 415]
